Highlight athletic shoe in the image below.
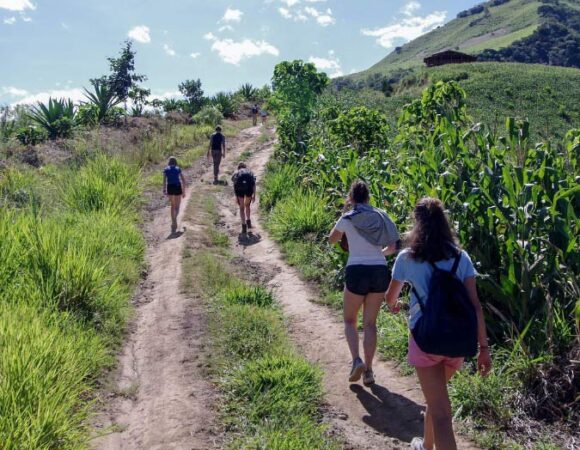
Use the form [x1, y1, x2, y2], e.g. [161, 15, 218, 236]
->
[349, 357, 366, 382]
[242, 224, 247, 234]
[246, 219, 252, 229]
[363, 369, 375, 387]
[410, 437, 426, 450]
[213, 179, 218, 185]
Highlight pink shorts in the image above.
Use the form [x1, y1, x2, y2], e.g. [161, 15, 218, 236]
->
[408, 335, 464, 370]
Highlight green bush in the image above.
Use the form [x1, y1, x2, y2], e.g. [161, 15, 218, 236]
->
[28, 98, 76, 140]
[222, 284, 275, 308]
[0, 167, 40, 209]
[15, 126, 46, 146]
[269, 190, 332, 240]
[192, 105, 223, 127]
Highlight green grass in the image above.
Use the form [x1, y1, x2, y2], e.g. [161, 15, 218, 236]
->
[465, 24, 538, 53]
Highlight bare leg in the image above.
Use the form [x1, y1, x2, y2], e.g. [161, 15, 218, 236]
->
[237, 197, 246, 224]
[416, 364, 457, 450]
[244, 196, 252, 222]
[343, 288, 365, 360]
[361, 293, 383, 370]
[175, 196, 182, 221]
[423, 366, 458, 450]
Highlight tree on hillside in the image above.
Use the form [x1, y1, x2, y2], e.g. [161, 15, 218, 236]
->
[271, 60, 329, 154]
[178, 79, 205, 114]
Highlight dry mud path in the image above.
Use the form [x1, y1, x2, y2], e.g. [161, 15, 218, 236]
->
[212, 127, 479, 450]
[91, 127, 262, 450]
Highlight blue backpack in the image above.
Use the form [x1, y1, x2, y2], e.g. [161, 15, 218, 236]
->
[411, 253, 478, 358]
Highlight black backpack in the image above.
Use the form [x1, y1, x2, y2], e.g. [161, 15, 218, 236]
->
[411, 252, 478, 358]
[233, 169, 255, 191]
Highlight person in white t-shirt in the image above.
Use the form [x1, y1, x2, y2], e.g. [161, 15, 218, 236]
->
[329, 181, 400, 386]
[385, 197, 491, 450]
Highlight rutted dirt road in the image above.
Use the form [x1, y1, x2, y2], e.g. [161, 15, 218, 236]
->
[93, 124, 477, 449]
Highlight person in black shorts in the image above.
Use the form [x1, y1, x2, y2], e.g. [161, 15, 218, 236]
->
[207, 126, 226, 184]
[251, 104, 259, 126]
[231, 162, 256, 234]
[328, 181, 400, 386]
[163, 156, 186, 233]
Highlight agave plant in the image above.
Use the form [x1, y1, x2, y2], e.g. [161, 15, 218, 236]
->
[28, 98, 76, 140]
[82, 78, 122, 124]
[238, 83, 259, 101]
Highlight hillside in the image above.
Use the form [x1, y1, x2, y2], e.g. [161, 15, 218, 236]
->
[348, 0, 579, 82]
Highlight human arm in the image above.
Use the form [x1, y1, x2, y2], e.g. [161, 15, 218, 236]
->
[328, 226, 343, 245]
[382, 240, 401, 256]
[464, 276, 492, 376]
[163, 171, 167, 195]
[384, 279, 403, 313]
[222, 137, 226, 157]
[179, 172, 186, 198]
[251, 181, 256, 203]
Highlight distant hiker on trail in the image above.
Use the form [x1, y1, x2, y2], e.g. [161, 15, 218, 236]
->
[232, 162, 256, 234]
[207, 126, 226, 184]
[251, 103, 259, 126]
[260, 107, 268, 126]
[328, 181, 400, 387]
[163, 156, 186, 233]
[385, 197, 491, 450]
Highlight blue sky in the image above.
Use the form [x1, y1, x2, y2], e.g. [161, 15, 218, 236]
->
[0, 0, 477, 105]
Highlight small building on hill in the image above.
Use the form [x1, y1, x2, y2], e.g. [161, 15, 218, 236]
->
[424, 50, 478, 67]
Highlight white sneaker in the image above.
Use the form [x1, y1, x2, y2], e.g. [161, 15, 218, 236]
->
[410, 437, 426, 450]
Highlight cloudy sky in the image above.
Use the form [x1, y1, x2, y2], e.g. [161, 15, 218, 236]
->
[0, 0, 476, 105]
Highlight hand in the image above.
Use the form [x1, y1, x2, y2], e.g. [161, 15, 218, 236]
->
[385, 297, 401, 314]
[477, 348, 492, 376]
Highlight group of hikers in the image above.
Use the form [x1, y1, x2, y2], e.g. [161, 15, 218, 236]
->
[163, 128, 492, 450]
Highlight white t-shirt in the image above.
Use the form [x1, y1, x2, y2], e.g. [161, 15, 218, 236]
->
[334, 216, 387, 266]
[392, 248, 476, 329]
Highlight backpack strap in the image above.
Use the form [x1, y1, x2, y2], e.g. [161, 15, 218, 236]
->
[450, 252, 462, 275]
[410, 285, 425, 313]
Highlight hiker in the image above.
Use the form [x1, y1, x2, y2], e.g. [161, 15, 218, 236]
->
[385, 198, 491, 450]
[231, 162, 256, 234]
[163, 156, 186, 233]
[260, 107, 268, 125]
[328, 181, 400, 386]
[207, 126, 226, 184]
[251, 103, 259, 126]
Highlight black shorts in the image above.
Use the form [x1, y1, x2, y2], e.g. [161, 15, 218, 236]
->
[345, 265, 390, 296]
[167, 184, 182, 196]
[235, 188, 253, 198]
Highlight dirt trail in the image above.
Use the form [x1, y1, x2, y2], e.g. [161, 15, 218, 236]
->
[91, 127, 261, 450]
[212, 127, 479, 450]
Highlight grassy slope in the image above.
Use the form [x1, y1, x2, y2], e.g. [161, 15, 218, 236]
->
[344, 62, 580, 141]
[353, 0, 543, 80]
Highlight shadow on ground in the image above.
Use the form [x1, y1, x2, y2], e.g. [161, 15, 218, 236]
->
[350, 383, 424, 443]
[238, 232, 262, 247]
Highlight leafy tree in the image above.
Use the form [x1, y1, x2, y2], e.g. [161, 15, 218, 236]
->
[270, 60, 329, 155]
[178, 79, 205, 114]
[328, 106, 390, 155]
[238, 83, 259, 101]
[106, 40, 147, 105]
[128, 85, 151, 117]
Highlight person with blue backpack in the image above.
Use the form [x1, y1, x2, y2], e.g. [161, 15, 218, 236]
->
[163, 156, 186, 233]
[385, 197, 491, 450]
[231, 162, 256, 234]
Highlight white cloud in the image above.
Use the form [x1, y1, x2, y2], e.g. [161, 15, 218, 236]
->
[2, 86, 28, 97]
[204, 32, 217, 40]
[3, 16, 15, 24]
[361, 11, 446, 49]
[401, 1, 421, 17]
[209, 38, 279, 65]
[0, 0, 35, 11]
[281, 3, 334, 26]
[278, 7, 292, 19]
[221, 7, 243, 23]
[163, 44, 176, 57]
[309, 50, 342, 77]
[128, 25, 151, 44]
[280, 0, 300, 6]
[150, 90, 181, 101]
[13, 88, 85, 106]
[190, 52, 201, 59]
[218, 24, 234, 32]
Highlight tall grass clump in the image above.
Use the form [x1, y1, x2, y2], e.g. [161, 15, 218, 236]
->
[259, 161, 299, 211]
[269, 190, 332, 241]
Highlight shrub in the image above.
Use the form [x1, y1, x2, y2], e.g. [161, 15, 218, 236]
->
[192, 105, 223, 127]
[269, 190, 332, 240]
[82, 78, 122, 125]
[210, 92, 239, 118]
[15, 126, 46, 146]
[238, 83, 259, 101]
[260, 162, 299, 211]
[28, 98, 76, 139]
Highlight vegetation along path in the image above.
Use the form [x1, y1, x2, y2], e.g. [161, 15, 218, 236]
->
[211, 127, 478, 450]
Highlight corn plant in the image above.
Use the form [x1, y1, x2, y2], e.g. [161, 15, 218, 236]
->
[28, 97, 75, 139]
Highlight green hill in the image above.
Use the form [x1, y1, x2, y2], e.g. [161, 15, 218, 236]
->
[334, 0, 580, 140]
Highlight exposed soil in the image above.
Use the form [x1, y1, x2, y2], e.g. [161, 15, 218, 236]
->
[92, 124, 478, 449]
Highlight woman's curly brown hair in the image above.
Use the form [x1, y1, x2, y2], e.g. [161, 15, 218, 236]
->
[406, 197, 460, 262]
